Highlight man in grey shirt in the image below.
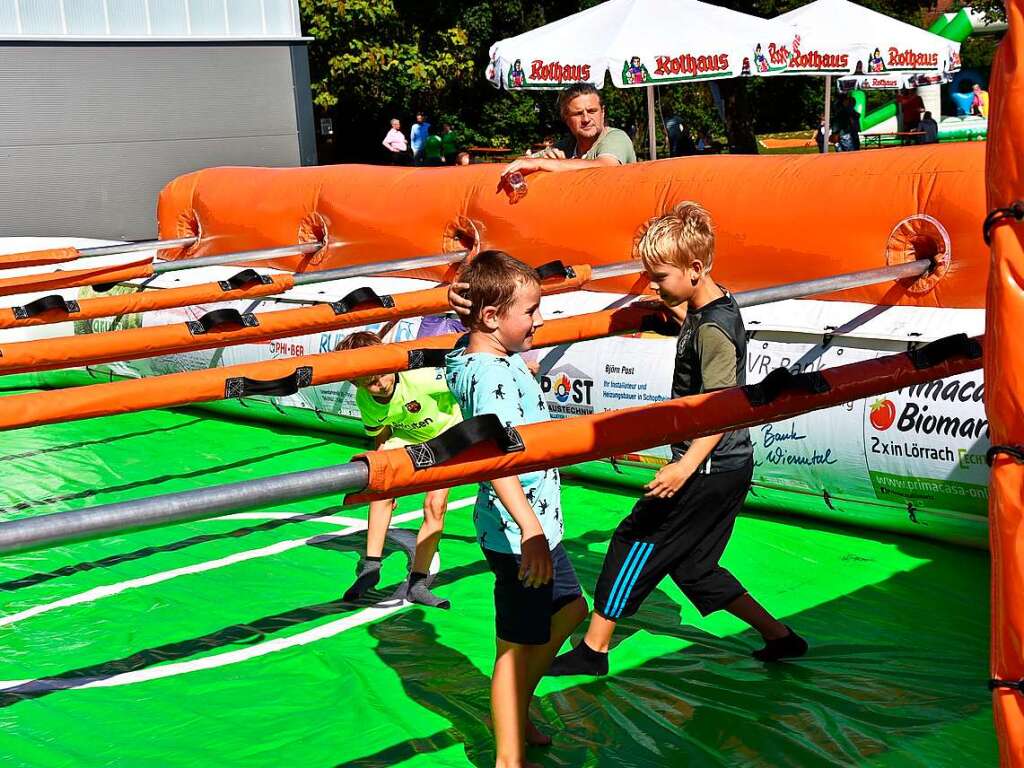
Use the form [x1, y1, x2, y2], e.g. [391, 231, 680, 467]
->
[502, 83, 636, 181]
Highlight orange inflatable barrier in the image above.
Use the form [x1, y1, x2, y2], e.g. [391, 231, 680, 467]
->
[156, 143, 987, 310]
[346, 335, 983, 504]
[0, 257, 155, 299]
[0, 271, 295, 330]
[0, 266, 592, 376]
[0, 246, 79, 270]
[984, 0, 1024, 763]
[0, 304, 659, 432]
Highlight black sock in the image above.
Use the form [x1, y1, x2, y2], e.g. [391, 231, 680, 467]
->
[752, 626, 808, 662]
[406, 571, 450, 609]
[547, 640, 608, 677]
[343, 557, 382, 601]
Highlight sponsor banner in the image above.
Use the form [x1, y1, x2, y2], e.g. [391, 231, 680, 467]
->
[864, 370, 988, 514]
[747, 339, 877, 498]
[501, 58, 597, 89]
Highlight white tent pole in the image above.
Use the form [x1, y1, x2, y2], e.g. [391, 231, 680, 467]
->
[646, 85, 657, 160]
[823, 75, 833, 153]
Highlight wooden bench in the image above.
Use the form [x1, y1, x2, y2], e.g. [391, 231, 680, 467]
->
[862, 131, 927, 148]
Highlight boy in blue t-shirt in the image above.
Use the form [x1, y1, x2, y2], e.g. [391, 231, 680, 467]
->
[445, 250, 587, 766]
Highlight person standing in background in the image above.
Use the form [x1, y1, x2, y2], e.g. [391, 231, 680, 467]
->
[382, 118, 408, 165]
[423, 124, 444, 167]
[972, 83, 990, 118]
[410, 112, 431, 166]
[896, 88, 925, 133]
[441, 123, 460, 164]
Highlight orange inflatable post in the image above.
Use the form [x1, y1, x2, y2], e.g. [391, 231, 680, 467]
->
[0, 265, 592, 375]
[0, 258, 155, 298]
[346, 336, 983, 503]
[0, 246, 80, 270]
[0, 272, 296, 330]
[0, 304, 658, 432]
[984, 1, 1024, 764]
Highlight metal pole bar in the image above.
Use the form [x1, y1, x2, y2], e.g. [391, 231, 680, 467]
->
[78, 237, 198, 258]
[0, 258, 930, 556]
[823, 75, 833, 154]
[0, 463, 368, 556]
[292, 250, 468, 286]
[735, 259, 931, 307]
[152, 242, 323, 274]
[646, 85, 658, 161]
[589, 260, 642, 280]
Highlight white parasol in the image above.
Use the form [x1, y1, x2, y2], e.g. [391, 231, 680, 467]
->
[486, 0, 795, 159]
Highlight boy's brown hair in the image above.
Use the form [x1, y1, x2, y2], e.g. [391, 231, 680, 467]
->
[633, 201, 715, 272]
[335, 330, 382, 352]
[455, 250, 540, 329]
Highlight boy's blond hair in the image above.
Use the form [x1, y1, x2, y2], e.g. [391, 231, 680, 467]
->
[455, 250, 540, 330]
[633, 201, 715, 272]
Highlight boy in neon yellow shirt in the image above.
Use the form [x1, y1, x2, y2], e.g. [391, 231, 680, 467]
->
[338, 331, 462, 608]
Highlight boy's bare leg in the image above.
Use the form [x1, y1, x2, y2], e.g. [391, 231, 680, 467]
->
[343, 498, 396, 601]
[411, 488, 449, 573]
[493, 640, 536, 768]
[407, 489, 451, 609]
[724, 593, 787, 640]
[725, 592, 808, 661]
[582, 613, 618, 652]
[521, 596, 587, 745]
[366, 498, 397, 558]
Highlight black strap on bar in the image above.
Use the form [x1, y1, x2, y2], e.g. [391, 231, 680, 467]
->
[407, 348, 451, 369]
[986, 444, 1024, 466]
[186, 308, 259, 335]
[405, 413, 525, 470]
[982, 200, 1024, 245]
[329, 287, 395, 316]
[536, 260, 576, 281]
[743, 367, 831, 407]
[11, 295, 81, 320]
[989, 678, 1024, 693]
[907, 333, 982, 370]
[224, 366, 313, 399]
[218, 269, 273, 292]
[93, 281, 118, 293]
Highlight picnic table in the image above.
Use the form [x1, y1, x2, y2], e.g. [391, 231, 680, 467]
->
[466, 146, 516, 162]
[862, 131, 927, 149]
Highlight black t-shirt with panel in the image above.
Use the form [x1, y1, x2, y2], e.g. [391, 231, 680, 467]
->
[670, 290, 753, 472]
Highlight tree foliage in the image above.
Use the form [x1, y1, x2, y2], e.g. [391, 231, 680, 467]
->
[301, 0, 1004, 162]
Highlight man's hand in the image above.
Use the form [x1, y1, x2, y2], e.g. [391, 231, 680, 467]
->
[644, 461, 693, 498]
[534, 147, 566, 160]
[519, 531, 553, 588]
[502, 157, 547, 178]
[448, 281, 472, 316]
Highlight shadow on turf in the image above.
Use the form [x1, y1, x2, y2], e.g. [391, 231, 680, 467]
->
[339, 531, 993, 767]
[0, 417, 205, 464]
[1, 514, 994, 766]
[0, 441, 330, 516]
[0, 504, 347, 592]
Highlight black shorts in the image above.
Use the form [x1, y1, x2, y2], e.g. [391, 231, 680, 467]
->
[483, 543, 583, 645]
[594, 462, 753, 621]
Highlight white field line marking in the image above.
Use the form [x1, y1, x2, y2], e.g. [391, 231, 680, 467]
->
[0, 498, 474, 629]
[0, 498, 477, 691]
[214, 512, 367, 527]
[0, 598, 411, 691]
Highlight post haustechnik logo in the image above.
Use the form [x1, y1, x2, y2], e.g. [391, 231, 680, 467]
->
[541, 364, 594, 417]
